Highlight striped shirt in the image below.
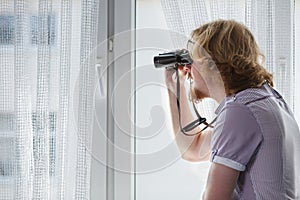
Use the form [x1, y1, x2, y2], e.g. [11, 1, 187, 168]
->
[211, 83, 300, 199]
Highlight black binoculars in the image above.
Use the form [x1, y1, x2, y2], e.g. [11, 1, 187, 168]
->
[153, 49, 193, 69]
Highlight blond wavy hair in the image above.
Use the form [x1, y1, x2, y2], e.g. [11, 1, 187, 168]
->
[191, 20, 273, 95]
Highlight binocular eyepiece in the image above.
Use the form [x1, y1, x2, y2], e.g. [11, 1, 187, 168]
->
[153, 49, 193, 69]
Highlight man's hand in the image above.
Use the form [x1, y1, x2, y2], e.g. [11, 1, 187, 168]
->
[164, 66, 191, 94]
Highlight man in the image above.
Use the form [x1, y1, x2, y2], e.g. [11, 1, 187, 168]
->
[165, 20, 300, 199]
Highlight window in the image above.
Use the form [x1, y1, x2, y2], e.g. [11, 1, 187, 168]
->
[30, 15, 56, 45]
[0, 16, 14, 45]
[0, 112, 57, 177]
[135, 1, 300, 199]
[0, 113, 15, 177]
[32, 112, 57, 176]
[135, 1, 209, 200]
[0, 14, 56, 46]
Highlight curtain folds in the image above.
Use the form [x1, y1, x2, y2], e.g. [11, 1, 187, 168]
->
[0, 0, 99, 199]
[56, 0, 72, 199]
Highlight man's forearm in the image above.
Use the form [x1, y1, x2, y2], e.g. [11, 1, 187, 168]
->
[167, 84, 202, 158]
[164, 70, 211, 161]
[167, 84, 196, 135]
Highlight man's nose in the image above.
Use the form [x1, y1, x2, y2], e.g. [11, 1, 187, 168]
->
[183, 66, 191, 73]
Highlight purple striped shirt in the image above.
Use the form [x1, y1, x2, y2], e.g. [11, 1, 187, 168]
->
[211, 83, 300, 199]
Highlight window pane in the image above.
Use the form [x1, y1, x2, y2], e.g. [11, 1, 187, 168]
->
[135, 1, 210, 199]
[30, 15, 56, 45]
[0, 16, 14, 45]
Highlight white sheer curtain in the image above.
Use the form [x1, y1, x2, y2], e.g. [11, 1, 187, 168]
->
[160, 0, 295, 113]
[0, 0, 99, 199]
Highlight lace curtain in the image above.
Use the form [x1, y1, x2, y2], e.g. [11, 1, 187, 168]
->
[0, 0, 99, 199]
[160, 0, 295, 115]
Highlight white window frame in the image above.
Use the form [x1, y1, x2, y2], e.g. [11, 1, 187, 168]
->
[91, 0, 136, 199]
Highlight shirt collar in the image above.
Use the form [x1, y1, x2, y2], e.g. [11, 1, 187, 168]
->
[214, 95, 236, 115]
[214, 82, 275, 115]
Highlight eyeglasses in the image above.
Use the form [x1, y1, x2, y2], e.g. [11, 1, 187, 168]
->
[186, 39, 217, 69]
[186, 39, 196, 56]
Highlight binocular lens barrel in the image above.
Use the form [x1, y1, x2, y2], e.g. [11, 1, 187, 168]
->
[153, 52, 177, 68]
[153, 49, 192, 69]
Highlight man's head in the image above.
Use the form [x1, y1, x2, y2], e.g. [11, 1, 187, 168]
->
[188, 19, 273, 98]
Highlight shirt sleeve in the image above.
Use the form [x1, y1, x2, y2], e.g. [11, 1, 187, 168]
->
[211, 102, 263, 171]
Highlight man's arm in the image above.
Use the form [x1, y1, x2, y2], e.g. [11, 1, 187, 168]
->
[165, 69, 212, 162]
[203, 163, 240, 200]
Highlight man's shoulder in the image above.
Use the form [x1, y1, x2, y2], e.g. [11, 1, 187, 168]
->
[233, 84, 274, 105]
[215, 83, 287, 117]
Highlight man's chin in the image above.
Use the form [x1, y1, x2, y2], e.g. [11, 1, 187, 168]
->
[190, 88, 208, 102]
